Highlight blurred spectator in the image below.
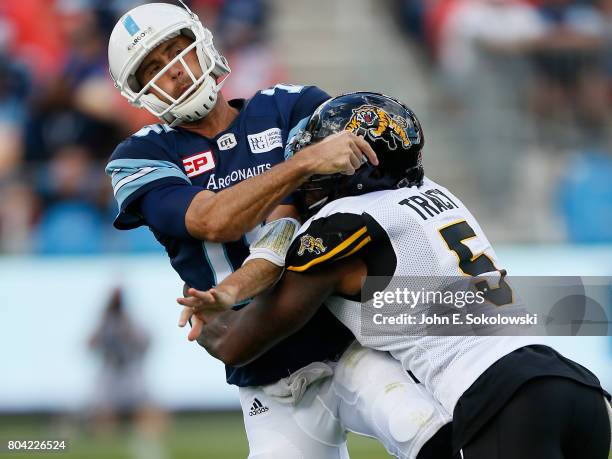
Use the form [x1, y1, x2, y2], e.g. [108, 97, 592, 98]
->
[394, 0, 429, 44]
[0, 123, 23, 179]
[436, 0, 545, 93]
[33, 144, 106, 254]
[0, 50, 30, 126]
[215, 0, 286, 99]
[89, 287, 151, 425]
[24, 80, 123, 162]
[2, 0, 67, 80]
[61, 9, 108, 90]
[88, 287, 168, 456]
[536, 0, 605, 36]
[34, 200, 105, 254]
[38, 144, 102, 203]
[0, 179, 39, 253]
[425, 0, 464, 59]
[528, 0, 608, 146]
[0, 16, 30, 178]
[60, 7, 134, 128]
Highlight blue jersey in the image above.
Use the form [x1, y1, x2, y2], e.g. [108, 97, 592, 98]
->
[106, 84, 354, 386]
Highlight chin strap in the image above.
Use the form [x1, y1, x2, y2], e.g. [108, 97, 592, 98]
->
[176, 0, 196, 18]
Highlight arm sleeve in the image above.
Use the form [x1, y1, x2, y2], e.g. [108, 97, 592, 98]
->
[139, 183, 203, 238]
[285, 213, 373, 273]
[106, 136, 194, 230]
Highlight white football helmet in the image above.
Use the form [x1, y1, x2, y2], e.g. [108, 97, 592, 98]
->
[108, 2, 230, 126]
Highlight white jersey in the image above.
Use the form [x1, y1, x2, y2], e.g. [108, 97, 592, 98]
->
[287, 177, 542, 415]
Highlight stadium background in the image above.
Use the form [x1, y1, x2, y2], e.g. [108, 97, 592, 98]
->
[0, 0, 610, 457]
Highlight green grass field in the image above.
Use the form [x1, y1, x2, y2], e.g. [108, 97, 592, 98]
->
[0, 412, 391, 458]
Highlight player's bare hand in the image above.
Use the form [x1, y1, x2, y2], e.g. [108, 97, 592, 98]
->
[177, 307, 206, 341]
[178, 286, 237, 341]
[178, 305, 195, 328]
[300, 131, 378, 176]
[177, 287, 235, 315]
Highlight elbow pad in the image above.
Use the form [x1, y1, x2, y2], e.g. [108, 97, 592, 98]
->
[243, 218, 301, 267]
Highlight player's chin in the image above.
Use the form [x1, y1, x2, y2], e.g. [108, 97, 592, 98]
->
[179, 79, 204, 99]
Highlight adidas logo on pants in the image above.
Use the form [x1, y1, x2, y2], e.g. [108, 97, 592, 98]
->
[249, 398, 269, 416]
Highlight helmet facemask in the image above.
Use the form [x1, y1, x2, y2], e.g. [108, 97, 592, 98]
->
[134, 32, 224, 125]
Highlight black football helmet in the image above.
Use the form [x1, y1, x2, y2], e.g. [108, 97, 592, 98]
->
[288, 91, 425, 218]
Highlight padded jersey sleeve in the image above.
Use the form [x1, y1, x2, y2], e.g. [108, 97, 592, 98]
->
[284, 85, 330, 159]
[288, 85, 330, 128]
[285, 213, 374, 273]
[138, 183, 202, 238]
[279, 85, 330, 205]
[105, 134, 198, 231]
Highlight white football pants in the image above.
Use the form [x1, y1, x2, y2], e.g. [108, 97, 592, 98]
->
[239, 342, 451, 459]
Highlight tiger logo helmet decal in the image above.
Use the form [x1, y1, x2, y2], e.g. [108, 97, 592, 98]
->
[344, 105, 412, 150]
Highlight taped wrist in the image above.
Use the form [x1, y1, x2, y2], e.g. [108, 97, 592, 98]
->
[243, 218, 301, 267]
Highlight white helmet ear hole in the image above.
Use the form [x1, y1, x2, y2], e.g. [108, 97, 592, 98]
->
[127, 75, 141, 93]
[181, 28, 196, 40]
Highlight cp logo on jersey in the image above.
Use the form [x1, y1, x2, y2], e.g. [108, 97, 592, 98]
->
[297, 234, 327, 256]
[183, 151, 215, 178]
[344, 105, 411, 150]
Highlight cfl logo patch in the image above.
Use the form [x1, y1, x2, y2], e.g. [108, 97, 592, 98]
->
[217, 133, 237, 151]
[183, 151, 215, 178]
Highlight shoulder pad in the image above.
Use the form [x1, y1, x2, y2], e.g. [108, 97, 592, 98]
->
[259, 83, 307, 98]
[131, 123, 176, 138]
[286, 213, 372, 272]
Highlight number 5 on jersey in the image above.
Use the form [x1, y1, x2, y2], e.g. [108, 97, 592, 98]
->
[438, 220, 513, 306]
